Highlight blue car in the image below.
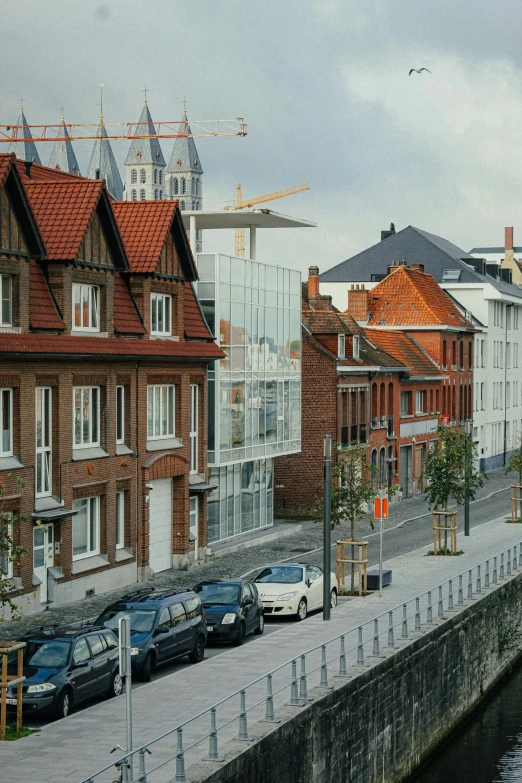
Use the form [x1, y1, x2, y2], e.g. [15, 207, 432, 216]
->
[5, 625, 122, 720]
[193, 579, 264, 645]
[95, 587, 207, 682]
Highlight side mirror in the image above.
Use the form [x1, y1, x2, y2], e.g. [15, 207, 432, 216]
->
[72, 660, 89, 669]
[155, 624, 170, 636]
[306, 579, 312, 588]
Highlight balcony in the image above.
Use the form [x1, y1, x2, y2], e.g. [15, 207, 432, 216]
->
[371, 416, 386, 430]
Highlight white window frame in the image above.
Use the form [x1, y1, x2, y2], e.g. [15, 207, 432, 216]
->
[338, 334, 345, 359]
[116, 490, 125, 549]
[1, 275, 12, 327]
[72, 284, 100, 332]
[150, 293, 172, 336]
[147, 385, 175, 440]
[190, 384, 198, 474]
[0, 388, 13, 457]
[35, 387, 52, 497]
[353, 335, 360, 360]
[400, 391, 410, 416]
[116, 386, 125, 445]
[73, 386, 100, 448]
[415, 391, 425, 415]
[72, 496, 100, 561]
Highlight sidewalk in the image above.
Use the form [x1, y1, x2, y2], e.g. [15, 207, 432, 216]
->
[2, 512, 522, 783]
[0, 468, 514, 640]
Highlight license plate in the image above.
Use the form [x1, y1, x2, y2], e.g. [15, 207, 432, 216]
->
[6, 698, 17, 706]
[207, 627, 214, 632]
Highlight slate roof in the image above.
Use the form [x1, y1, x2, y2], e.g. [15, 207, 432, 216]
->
[184, 282, 213, 340]
[167, 111, 203, 174]
[113, 273, 146, 335]
[365, 265, 474, 329]
[25, 180, 104, 261]
[29, 260, 64, 330]
[125, 102, 165, 166]
[48, 119, 81, 175]
[8, 110, 42, 165]
[112, 201, 176, 272]
[321, 225, 522, 300]
[0, 333, 224, 359]
[364, 329, 441, 377]
[86, 121, 124, 200]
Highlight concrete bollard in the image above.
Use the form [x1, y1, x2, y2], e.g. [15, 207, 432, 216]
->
[427, 591, 433, 624]
[467, 570, 473, 599]
[320, 645, 330, 686]
[507, 549, 512, 576]
[402, 604, 408, 639]
[357, 627, 365, 665]
[300, 655, 313, 698]
[476, 564, 482, 594]
[237, 690, 253, 741]
[372, 618, 380, 656]
[205, 706, 225, 760]
[485, 561, 490, 589]
[438, 586, 444, 618]
[415, 597, 421, 631]
[338, 637, 348, 677]
[448, 580, 454, 611]
[513, 545, 518, 572]
[137, 749, 148, 783]
[289, 659, 302, 705]
[175, 728, 187, 783]
[493, 557, 498, 584]
[387, 611, 395, 649]
[458, 575, 464, 604]
[500, 553, 505, 579]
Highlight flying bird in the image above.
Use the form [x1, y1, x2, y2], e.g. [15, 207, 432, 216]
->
[409, 68, 431, 76]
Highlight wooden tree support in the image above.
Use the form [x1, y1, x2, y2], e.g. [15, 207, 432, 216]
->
[510, 485, 522, 523]
[432, 510, 457, 554]
[336, 539, 368, 596]
[0, 641, 26, 740]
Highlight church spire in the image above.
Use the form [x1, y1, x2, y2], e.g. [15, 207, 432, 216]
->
[125, 100, 165, 167]
[123, 95, 166, 201]
[48, 110, 81, 175]
[8, 100, 41, 164]
[86, 120, 123, 200]
[166, 109, 203, 175]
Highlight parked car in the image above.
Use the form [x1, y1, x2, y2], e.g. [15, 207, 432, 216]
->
[242, 563, 338, 621]
[95, 587, 207, 682]
[4, 625, 122, 720]
[193, 579, 264, 645]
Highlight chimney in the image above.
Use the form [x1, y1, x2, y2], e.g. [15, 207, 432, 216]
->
[24, 160, 33, 179]
[387, 259, 407, 276]
[95, 168, 101, 180]
[505, 226, 514, 251]
[308, 266, 320, 298]
[411, 263, 424, 272]
[381, 222, 396, 242]
[347, 283, 369, 321]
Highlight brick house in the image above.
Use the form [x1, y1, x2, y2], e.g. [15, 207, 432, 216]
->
[0, 153, 222, 616]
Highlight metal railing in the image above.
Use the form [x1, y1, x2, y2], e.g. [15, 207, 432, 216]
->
[78, 541, 522, 783]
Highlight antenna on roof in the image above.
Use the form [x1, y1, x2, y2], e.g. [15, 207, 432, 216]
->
[99, 83, 104, 121]
[19, 93, 24, 112]
[142, 83, 150, 104]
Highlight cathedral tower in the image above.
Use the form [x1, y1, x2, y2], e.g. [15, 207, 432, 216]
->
[166, 108, 203, 251]
[8, 103, 41, 164]
[124, 99, 166, 201]
[48, 113, 81, 174]
[86, 112, 124, 201]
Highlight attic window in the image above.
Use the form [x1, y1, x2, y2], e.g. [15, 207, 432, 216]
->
[353, 335, 360, 360]
[338, 334, 345, 359]
[442, 269, 461, 281]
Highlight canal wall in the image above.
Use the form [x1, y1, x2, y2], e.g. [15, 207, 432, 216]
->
[188, 572, 522, 783]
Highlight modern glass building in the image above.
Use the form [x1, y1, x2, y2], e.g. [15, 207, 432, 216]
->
[194, 253, 301, 544]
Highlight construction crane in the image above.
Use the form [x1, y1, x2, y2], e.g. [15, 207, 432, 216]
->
[225, 182, 310, 257]
[0, 118, 247, 143]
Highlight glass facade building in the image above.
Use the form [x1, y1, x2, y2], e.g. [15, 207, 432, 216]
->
[195, 254, 301, 544]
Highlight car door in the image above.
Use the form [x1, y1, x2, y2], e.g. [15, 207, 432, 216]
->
[86, 633, 112, 695]
[154, 605, 176, 663]
[306, 566, 324, 610]
[170, 602, 190, 656]
[241, 583, 258, 633]
[180, 597, 202, 653]
[68, 637, 94, 704]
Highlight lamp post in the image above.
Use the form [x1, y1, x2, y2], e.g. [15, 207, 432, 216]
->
[323, 435, 332, 621]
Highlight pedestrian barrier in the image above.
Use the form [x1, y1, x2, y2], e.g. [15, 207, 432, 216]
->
[77, 540, 522, 783]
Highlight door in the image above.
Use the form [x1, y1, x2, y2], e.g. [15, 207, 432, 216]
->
[415, 444, 426, 492]
[241, 583, 258, 633]
[154, 605, 176, 663]
[305, 566, 324, 610]
[86, 633, 112, 695]
[149, 479, 173, 573]
[399, 446, 413, 498]
[33, 523, 54, 603]
[189, 496, 198, 558]
[68, 637, 94, 703]
[170, 602, 192, 655]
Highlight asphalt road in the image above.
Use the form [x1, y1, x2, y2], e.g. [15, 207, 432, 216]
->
[24, 485, 512, 729]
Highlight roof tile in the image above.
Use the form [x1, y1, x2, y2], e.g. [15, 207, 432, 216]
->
[364, 329, 440, 376]
[113, 273, 145, 334]
[184, 282, 213, 340]
[29, 260, 65, 330]
[112, 201, 177, 273]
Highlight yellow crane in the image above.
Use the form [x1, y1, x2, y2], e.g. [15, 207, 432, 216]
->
[225, 182, 310, 257]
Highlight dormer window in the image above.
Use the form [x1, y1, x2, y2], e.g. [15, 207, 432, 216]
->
[1, 275, 12, 326]
[151, 293, 172, 336]
[72, 284, 99, 331]
[353, 335, 360, 360]
[338, 334, 345, 359]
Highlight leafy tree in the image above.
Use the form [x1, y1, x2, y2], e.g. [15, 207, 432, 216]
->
[0, 477, 28, 622]
[506, 436, 522, 485]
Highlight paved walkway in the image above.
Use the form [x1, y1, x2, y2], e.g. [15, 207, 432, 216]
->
[3, 510, 522, 783]
[0, 467, 514, 639]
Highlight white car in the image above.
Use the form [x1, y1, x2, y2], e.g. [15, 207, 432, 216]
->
[242, 564, 338, 621]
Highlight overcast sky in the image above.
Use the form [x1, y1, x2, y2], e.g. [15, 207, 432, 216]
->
[2, 0, 521, 276]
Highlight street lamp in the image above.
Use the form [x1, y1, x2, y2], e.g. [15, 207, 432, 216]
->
[323, 434, 332, 621]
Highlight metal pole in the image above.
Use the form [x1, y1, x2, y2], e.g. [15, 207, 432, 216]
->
[323, 435, 332, 621]
[379, 509, 383, 597]
[119, 616, 133, 781]
[465, 419, 471, 536]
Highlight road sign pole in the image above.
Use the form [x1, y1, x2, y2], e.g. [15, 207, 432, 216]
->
[119, 615, 133, 782]
[379, 510, 383, 597]
[323, 435, 332, 621]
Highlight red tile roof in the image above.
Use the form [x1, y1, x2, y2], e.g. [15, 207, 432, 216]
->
[112, 201, 178, 273]
[0, 333, 225, 360]
[16, 158, 83, 185]
[24, 180, 104, 261]
[184, 282, 213, 340]
[0, 153, 14, 189]
[364, 329, 440, 376]
[367, 265, 474, 329]
[29, 260, 65, 330]
[113, 273, 146, 335]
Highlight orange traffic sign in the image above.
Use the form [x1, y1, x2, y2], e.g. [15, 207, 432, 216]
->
[382, 497, 389, 519]
[374, 497, 389, 519]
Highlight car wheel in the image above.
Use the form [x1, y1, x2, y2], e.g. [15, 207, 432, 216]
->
[55, 688, 73, 720]
[107, 671, 123, 699]
[140, 653, 152, 682]
[296, 598, 307, 621]
[233, 622, 245, 646]
[330, 588, 338, 608]
[254, 614, 265, 635]
[188, 635, 205, 664]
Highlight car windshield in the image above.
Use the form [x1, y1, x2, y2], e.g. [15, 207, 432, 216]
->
[24, 640, 71, 668]
[255, 567, 303, 584]
[194, 584, 241, 605]
[96, 608, 157, 634]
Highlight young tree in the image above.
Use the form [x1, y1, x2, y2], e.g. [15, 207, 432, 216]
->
[0, 478, 28, 622]
[506, 435, 522, 486]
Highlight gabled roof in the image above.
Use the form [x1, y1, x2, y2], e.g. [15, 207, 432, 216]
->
[29, 260, 64, 330]
[86, 121, 124, 200]
[364, 329, 441, 377]
[112, 200, 197, 280]
[125, 102, 165, 167]
[366, 265, 474, 330]
[184, 282, 213, 340]
[0, 153, 46, 258]
[166, 111, 203, 174]
[16, 158, 82, 184]
[113, 273, 145, 335]
[8, 110, 41, 165]
[48, 119, 81, 175]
